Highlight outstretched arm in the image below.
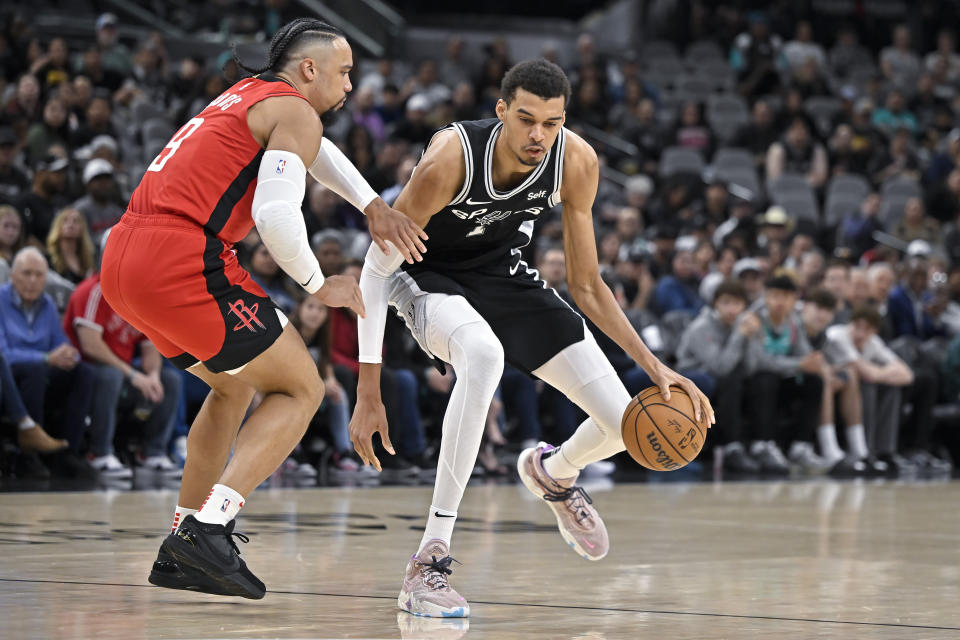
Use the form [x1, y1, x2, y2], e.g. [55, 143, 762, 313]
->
[559, 132, 715, 425]
[309, 138, 428, 262]
[350, 129, 465, 470]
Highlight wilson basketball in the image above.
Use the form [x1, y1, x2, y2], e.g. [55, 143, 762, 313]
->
[621, 385, 707, 471]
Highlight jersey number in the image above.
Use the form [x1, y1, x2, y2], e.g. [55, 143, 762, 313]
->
[147, 117, 205, 172]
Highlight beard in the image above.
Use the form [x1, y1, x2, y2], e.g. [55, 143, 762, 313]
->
[320, 107, 340, 127]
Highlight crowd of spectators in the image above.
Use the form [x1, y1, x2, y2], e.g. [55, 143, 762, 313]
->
[1, 5, 959, 485]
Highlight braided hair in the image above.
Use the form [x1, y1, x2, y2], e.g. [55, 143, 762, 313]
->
[234, 18, 344, 75]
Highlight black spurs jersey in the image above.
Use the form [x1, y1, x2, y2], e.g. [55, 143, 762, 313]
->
[406, 118, 567, 273]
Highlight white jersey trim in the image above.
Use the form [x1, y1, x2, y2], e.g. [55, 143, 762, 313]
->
[548, 127, 567, 208]
[482, 121, 553, 201]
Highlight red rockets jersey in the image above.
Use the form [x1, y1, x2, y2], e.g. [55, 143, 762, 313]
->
[127, 76, 309, 245]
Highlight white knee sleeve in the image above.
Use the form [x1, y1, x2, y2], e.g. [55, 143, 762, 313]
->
[533, 335, 631, 469]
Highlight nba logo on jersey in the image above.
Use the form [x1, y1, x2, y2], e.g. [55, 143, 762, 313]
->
[220, 498, 231, 512]
[275, 159, 286, 174]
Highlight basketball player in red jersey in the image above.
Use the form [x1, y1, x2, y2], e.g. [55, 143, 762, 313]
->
[100, 19, 427, 599]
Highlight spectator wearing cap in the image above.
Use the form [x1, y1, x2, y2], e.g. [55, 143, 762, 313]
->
[653, 242, 704, 316]
[733, 257, 765, 303]
[17, 154, 68, 246]
[24, 96, 69, 166]
[72, 158, 123, 240]
[0, 127, 30, 205]
[746, 274, 827, 473]
[766, 117, 828, 190]
[849, 98, 885, 172]
[0, 247, 94, 454]
[891, 197, 941, 248]
[756, 205, 793, 249]
[46, 207, 94, 285]
[881, 24, 921, 89]
[95, 13, 132, 76]
[889, 256, 949, 340]
[392, 94, 433, 146]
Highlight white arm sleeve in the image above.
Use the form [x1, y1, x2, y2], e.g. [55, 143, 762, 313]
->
[357, 241, 406, 364]
[308, 137, 379, 213]
[251, 149, 324, 294]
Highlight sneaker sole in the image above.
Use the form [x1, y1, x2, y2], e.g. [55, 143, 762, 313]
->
[148, 562, 233, 596]
[397, 588, 470, 618]
[517, 445, 607, 562]
[162, 537, 265, 600]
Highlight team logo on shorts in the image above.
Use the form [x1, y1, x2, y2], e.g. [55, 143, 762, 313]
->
[228, 299, 267, 333]
[276, 159, 286, 174]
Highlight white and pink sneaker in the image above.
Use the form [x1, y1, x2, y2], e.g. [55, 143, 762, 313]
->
[518, 442, 609, 561]
[398, 539, 469, 618]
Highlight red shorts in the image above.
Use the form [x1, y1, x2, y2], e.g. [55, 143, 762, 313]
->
[100, 211, 284, 373]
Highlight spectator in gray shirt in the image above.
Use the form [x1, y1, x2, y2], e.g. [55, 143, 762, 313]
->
[676, 279, 762, 473]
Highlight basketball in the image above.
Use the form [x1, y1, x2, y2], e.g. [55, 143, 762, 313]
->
[621, 385, 707, 471]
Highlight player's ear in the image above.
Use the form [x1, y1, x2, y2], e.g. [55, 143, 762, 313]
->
[301, 57, 316, 81]
[495, 99, 506, 122]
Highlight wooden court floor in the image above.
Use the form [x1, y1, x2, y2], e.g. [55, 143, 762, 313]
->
[2, 479, 960, 640]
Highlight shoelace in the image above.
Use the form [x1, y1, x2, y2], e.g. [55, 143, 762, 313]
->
[419, 554, 460, 590]
[543, 485, 594, 524]
[226, 531, 250, 556]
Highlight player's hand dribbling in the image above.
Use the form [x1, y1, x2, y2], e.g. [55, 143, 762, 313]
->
[313, 275, 366, 317]
[646, 359, 715, 426]
[365, 199, 429, 264]
[349, 396, 395, 472]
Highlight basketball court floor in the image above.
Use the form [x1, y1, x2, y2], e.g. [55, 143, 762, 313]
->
[2, 478, 960, 639]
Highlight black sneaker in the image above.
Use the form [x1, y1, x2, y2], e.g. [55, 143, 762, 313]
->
[148, 543, 232, 595]
[722, 443, 761, 474]
[828, 456, 869, 478]
[162, 515, 265, 599]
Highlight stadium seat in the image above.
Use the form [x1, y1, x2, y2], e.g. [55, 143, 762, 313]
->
[713, 147, 754, 171]
[660, 146, 705, 178]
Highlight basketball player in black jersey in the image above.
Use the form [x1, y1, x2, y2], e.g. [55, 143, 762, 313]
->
[350, 59, 714, 618]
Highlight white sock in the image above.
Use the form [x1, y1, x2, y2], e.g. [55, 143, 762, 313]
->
[171, 505, 197, 533]
[845, 424, 869, 460]
[543, 440, 582, 479]
[817, 424, 844, 462]
[18, 416, 36, 431]
[194, 484, 245, 526]
[419, 505, 457, 552]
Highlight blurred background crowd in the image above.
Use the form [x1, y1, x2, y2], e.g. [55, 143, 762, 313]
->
[0, 0, 959, 488]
